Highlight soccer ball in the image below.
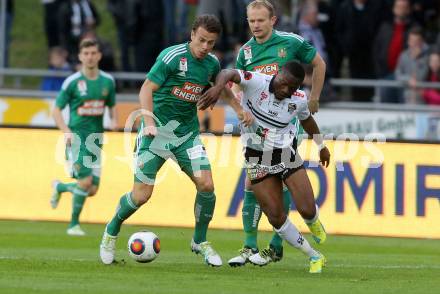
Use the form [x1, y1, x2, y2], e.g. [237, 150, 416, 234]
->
[127, 231, 160, 263]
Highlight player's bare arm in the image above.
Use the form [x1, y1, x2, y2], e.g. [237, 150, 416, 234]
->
[109, 107, 118, 131]
[197, 69, 241, 110]
[308, 53, 326, 114]
[139, 79, 160, 136]
[300, 115, 330, 167]
[52, 106, 73, 145]
[220, 86, 254, 127]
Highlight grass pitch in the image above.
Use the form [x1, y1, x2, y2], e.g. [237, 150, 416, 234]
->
[0, 220, 439, 294]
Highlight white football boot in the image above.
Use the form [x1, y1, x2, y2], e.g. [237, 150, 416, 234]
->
[66, 224, 86, 236]
[228, 247, 258, 267]
[191, 239, 223, 267]
[100, 230, 118, 265]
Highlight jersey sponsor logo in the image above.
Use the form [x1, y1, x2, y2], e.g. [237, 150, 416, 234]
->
[77, 100, 105, 116]
[102, 88, 109, 97]
[288, 103, 297, 113]
[253, 63, 279, 75]
[278, 47, 287, 58]
[244, 46, 252, 60]
[171, 82, 205, 103]
[77, 80, 87, 96]
[268, 109, 278, 117]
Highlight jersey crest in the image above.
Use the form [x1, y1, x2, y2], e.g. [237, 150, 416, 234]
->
[288, 103, 297, 113]
[278, 47, 287, 58]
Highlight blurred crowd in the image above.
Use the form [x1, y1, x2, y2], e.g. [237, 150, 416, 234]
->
[0, 0, 439, 104]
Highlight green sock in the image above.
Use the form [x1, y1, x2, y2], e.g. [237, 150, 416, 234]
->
[106, 192, 138, 236]
[193, 191, 216, 243]
[242, 190, 262, 249]
[270, 188, 291, 252]
[57, 182, 77, 193]
[69, 186, 89, 228]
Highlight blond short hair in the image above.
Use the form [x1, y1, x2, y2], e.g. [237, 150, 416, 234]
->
[247, 0, 275, 18]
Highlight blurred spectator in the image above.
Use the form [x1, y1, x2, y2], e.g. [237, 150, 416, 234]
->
[422, 50, 440, 105]
[395, 26, 430, 104]
[80, 30, 116, 72]
[335, 0, 385, 102]
[317, 0, 344, 78]
[298, 1, 329, 69]
[40, 47, 71, 91]
[197, 0, 237, 52]
[411, 0, 439, 43]
[0, 0, 14, 67]
[163, 0, 177, 46]
[58, 0, 100, 65]
[107, 0, 132, 72]
[126, 0, 164, 73]
[42, 0, 63, 48]
[374, 0, 414, 103]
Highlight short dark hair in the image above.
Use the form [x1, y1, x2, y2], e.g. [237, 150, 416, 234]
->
[282, 61, 305, 82]
[79, 38, 100, 51]
[192, 14, 222, 35]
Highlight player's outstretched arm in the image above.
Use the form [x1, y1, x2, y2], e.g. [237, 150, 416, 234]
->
[300, 115, 330, 167]
[197, 69, 241, 110]
[308, 53, 326, 114]
[220, 87, 253, 127]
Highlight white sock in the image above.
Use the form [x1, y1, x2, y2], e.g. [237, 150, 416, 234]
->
[304, 204, 319, 224]
[274, 218, 319, 258]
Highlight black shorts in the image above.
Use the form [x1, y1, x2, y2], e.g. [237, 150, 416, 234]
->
[244, 140, 304, 184]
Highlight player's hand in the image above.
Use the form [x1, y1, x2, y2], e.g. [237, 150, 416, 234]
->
[198, 85, 222, 110]
[319, 146, 330, 168]
[142, 125, 157, 137]
[308, 99, 319, 114]
[238, 111, 254, 127]
[64, 131, 73, 146]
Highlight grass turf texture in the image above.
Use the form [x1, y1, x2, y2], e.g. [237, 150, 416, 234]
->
[0, 220, 439, 294]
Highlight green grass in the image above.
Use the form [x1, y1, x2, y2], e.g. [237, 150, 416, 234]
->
[0, 220, 439, 294]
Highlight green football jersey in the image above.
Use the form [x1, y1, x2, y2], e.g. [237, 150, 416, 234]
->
[236, 29, 316, 73]
[56, 70, 116, 133]
[147, 43, 220, 137]
[236, 30, 315, 140]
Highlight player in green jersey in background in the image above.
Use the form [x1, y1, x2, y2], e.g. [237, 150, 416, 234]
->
[51, 39, 117, 236]
[198, 0, 327, 266]
[100, 15, 232, 267]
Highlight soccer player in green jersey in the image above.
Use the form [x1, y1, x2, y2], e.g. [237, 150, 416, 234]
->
[51, 39, 117, 236]
[100, 15, 229, 267]
[198, 0, 327, 267]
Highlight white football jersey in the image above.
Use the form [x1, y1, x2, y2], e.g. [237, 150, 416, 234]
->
[237, 70, 310, 151]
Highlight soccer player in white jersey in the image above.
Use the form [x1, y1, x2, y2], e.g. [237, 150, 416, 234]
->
[200, 61, 330, 273]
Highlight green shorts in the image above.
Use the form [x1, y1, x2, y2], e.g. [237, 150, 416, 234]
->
[134, 133, 211, 184]
[67, 131, 103, 186]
